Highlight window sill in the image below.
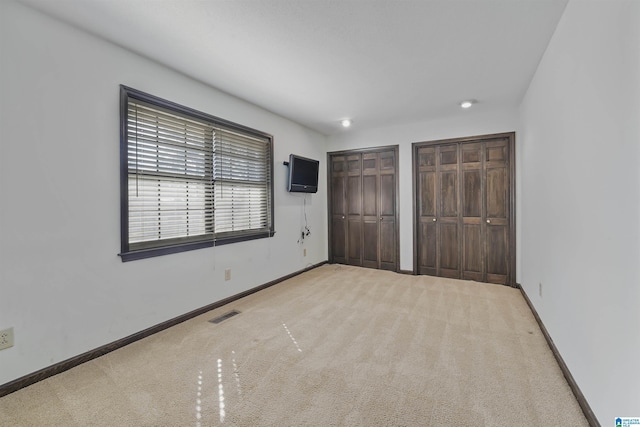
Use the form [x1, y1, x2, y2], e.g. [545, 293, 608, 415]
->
[119, 230, 275, 262]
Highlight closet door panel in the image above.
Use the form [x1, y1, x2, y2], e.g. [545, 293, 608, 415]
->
[347, 155, 361, 174]
[486, 142, 508, 163]
[486, 168, 508, 219]
[362, 154, 377, 172]
[438, 145, 459, 278]
[440, 171, 458, 217]
[380, 174, 395, 217]
[348, 220, 362, 266]
[362, 175, 377, 216]
[331, 215, 346, 262]
[463, 223, 483, 281]
[332, 176, 345, 213]
[440, 149, 457, 166]
[379, 154, 396, 271]
[417, 146, 437, 276]
[463, 170, 482, 217]
[362, 153, 379, 268]
[461, 142, 484, 281]
[418, 221, 437, 275]
[420, 172, 436, 217]
[484, 138, 510, 284]
[439, 222, 460, 278]
[346, 154, 362, 266]
[438, 145, 458, 222]
[380, 220, 396, 270]
[362, 221, 378, 268]
[486, 224, 508, 284]
[347, 176, 361, 216]
[330, 156, 347, 264]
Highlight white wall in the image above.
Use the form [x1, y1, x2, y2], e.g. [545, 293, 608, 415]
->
[0, 0, 327, 385]
[327, 109, 518, 272]
[519, 0, 640, 422]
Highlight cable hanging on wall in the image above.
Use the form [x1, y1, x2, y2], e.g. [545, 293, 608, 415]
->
[297, 194, 310, 244]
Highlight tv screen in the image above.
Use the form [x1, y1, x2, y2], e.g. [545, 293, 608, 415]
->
[288, 154, 319, 193]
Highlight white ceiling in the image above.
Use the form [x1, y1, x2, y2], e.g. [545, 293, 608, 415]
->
[19, 0, 568, 135]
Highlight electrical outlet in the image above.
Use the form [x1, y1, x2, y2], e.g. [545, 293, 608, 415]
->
[0, 327, 14, 350]
[303, 248, 307, 257]
[225, 269, 231, 281]
[539, 282, 543, 297]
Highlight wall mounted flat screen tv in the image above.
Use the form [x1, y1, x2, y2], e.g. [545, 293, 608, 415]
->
[287, 154, 319, 193]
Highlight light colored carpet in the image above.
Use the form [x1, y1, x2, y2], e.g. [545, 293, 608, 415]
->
[0, 264, 588, 426]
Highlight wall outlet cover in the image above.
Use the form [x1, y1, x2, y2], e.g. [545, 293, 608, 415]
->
[0, 327, 14, 350]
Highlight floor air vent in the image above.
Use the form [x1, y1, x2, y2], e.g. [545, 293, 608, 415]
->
[209, 310, 241, 324]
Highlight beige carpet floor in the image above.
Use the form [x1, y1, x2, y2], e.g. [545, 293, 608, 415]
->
[0, 264, 588, 426]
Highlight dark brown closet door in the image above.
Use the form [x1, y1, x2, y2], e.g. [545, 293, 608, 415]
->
[330, 155, 347, 265]
[416, 146, 437, 276]
[361, 150, 397, 270]
[461, 138, 511, 284]
[416, 144, 460, 278]
[438, 145, 461, 279]
[378, 150, 397, 271]
[362, 152, 379, 269]
[346, 154, 362, 266]
[414, 133, 515, 286]
[484, 139, 510, 285]
[328, 147, 398, 272]
[461, 142, 484, 282]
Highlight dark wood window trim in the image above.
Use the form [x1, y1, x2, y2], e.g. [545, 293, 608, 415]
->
[119, 85, 275, 262]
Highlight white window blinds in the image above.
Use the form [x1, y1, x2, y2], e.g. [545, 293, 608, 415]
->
[213, 128, 272, 235]
[127, 101, 214, 248]
[121, 86, 273, 260]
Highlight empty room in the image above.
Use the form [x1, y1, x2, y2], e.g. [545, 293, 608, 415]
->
[0, 0, 638, 425]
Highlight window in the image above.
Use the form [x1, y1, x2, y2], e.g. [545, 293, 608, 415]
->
[119, 86, 274, 261]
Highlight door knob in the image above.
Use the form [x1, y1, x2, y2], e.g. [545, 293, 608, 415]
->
[380, 217, 383, 221]
[342, 216, 345, 219]
[432, 218, 437, 222]
[486, 219, 491, 224]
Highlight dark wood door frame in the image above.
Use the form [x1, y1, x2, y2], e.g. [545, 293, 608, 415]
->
[412, 132, 516, 286]
[327, 145, 400, 272]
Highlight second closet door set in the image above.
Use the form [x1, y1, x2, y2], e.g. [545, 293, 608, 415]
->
[414, 133, 515, 286]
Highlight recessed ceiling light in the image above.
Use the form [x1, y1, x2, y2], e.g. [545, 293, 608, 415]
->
[460, 100, 476, 109]
[341, 119, 352, 128]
